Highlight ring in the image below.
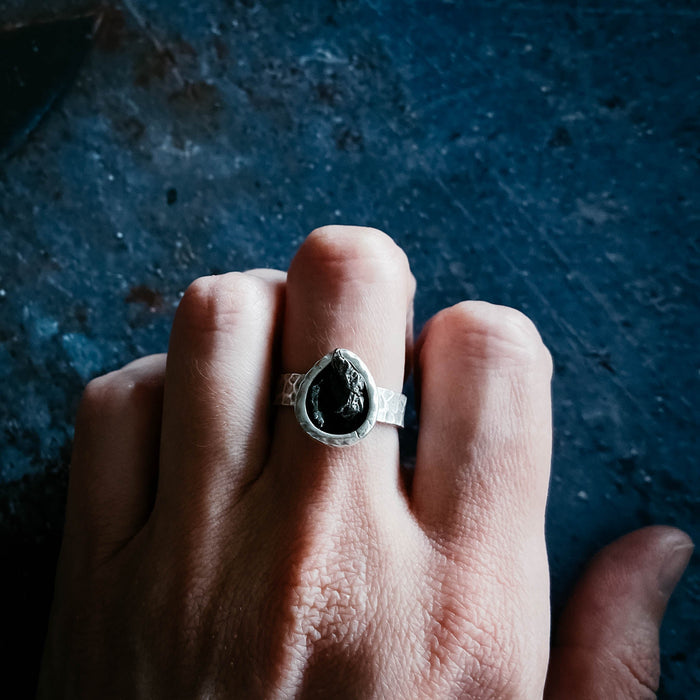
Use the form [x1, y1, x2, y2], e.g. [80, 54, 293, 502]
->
[276, 348, 407, 447]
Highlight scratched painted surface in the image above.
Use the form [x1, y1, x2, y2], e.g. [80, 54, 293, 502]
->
[0, 0, 698, 696]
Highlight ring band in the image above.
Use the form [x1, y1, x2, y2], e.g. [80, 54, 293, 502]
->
[276, 348, 407, 447]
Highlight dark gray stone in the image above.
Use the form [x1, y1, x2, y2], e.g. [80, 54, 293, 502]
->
[307, 350, 368, 434]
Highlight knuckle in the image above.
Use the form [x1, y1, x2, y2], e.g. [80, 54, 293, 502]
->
[176, 272, 269, 334]
[296, 225, 411, 287]
[80, 373, 118, 413]
[424, 300, 551, 371]
[80, 358, 163, 417]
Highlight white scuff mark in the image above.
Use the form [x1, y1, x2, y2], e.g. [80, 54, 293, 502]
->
[299, 46, 347, 66]
[121, 0, 185, 87]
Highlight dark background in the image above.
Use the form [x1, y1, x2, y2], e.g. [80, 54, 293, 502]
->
[1, 0, 698, 697]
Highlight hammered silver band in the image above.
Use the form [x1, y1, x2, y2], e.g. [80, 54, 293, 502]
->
[276, 374, 407, 428]
[275, 348, 407, 447]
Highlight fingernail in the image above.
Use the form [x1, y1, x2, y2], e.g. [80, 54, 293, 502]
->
[659, 539, 694, 600]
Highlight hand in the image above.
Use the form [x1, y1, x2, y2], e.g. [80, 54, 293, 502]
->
[39, 227, 692, 698]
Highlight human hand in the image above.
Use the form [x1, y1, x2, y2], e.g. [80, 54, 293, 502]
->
[39, 227, 692, 698]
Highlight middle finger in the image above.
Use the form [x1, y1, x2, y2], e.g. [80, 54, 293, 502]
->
[269, 226, 415, 495]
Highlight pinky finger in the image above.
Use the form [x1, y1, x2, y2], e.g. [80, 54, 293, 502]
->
[63, 354, 166, 563]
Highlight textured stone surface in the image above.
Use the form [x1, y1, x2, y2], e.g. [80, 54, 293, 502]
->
[307, 350, 368, 433]
[0, 1, 698, 696]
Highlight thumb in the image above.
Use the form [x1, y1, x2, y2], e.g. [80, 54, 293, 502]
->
[545, 526, 693, 700]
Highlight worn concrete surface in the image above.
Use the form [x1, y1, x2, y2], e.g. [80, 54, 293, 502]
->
[0, 0, 698, 696]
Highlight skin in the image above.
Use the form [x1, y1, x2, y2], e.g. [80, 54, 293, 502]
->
[39, 226, 693, 699]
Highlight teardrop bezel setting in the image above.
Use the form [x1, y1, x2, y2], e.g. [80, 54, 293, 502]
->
[294, 348, 378, 447]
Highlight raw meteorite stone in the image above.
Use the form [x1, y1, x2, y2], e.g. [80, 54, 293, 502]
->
[306, 350, 369, 434]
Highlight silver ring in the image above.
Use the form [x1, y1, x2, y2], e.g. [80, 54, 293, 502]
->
[275, 348, 407, 447]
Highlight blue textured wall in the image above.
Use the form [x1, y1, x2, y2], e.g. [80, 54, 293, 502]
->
[0, 1, 698, 696]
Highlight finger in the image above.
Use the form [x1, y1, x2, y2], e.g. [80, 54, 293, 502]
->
[546, 526, 693, 699]
[157, 270, 285, 521]
[412, 301, 553, 553]
[65, 354, 165, 561]
[246, 268, 288, 284]
[270, 226, 415, 490]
